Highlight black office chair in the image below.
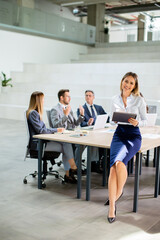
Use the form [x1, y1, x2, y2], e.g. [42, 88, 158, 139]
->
[23, 112, 65, 188]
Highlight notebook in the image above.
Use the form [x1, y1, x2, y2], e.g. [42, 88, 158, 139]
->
[82, 114, 108, 130]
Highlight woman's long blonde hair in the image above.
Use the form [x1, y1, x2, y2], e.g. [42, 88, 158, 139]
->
[120, 72, 140, 96]
[26, 91, 44, 120]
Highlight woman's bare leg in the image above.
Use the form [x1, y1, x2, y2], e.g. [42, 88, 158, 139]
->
[68, 158, 77, 169]
[115, 161, 127, 199]
[108, 161, 127, 218]
[108, 165, 117, 217]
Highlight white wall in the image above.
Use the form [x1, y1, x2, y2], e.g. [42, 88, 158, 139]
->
[109, 24, 137, 43]
[0, 29, 87, 76]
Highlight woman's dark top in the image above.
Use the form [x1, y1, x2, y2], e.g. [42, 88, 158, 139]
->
[27, 110, 57, 150]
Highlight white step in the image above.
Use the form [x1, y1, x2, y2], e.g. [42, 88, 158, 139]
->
[1, 59, 160, 121]
[1, 103, 160, 125]
[0, 96, 112, 121]
[88, 41, 160, 54]
[18, 62, 160, 74]
[95, 40, 160, 48]
[78, 52, 160, 62]
[88, 46, 160, 54]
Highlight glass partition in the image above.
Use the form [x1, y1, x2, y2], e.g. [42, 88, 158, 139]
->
[0, 0, 95, 45]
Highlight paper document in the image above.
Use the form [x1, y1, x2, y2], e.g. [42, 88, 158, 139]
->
[105, 129, 115, 133]
[142, 134, 160, 139]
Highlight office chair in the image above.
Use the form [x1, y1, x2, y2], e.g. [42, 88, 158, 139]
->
[148, 105, 157, 114]
[23, 112, 65, 188]
[143, 107, 157, 167]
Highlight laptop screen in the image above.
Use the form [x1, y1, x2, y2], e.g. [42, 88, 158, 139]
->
[93, 114, 108, 130]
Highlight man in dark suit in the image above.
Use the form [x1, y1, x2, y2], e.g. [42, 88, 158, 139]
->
[77, 90, 108, 173]
[78, 90, 107, 127]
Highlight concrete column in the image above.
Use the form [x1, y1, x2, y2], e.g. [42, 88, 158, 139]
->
[87, 3, 106, 43]
[137, 14, 146, 41]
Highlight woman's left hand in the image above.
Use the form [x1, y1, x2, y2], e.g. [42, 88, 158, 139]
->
[128, 118, 139, 127]
[57, 128, 65, 133]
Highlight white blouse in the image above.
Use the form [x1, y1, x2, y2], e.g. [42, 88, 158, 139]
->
[110, 94, 147, 127]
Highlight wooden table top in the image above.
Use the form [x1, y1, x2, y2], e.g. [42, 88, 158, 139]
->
[34, 126, 160, 153]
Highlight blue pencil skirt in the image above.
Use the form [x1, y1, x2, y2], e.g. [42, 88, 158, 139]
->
[110, 124, 142, 168]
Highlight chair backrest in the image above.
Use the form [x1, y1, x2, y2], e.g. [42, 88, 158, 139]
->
[25, 110, 60, 160]
[146, 113, 157, 126]
[24, 110, 41, 159]
[24, 111, 30, 160]
[46, 110, 53, 128]
[148, 105, 157, 114]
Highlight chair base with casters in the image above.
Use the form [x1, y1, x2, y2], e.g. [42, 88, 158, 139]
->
[23, 149, 65, 187]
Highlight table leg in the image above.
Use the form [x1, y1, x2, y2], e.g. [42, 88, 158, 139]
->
[131, 157, 134, 174]
[107, 150, 110, 181]
[139, 154, 142, 175]
[145, 150, 149, 167]
[133, 152, 140, 212]
[153, 148, 157, 168]
[38, 139, 43, 189]
[86, 146, 91, 201]
[154, 146, 160, 198]
[159, 172, 160, 195]
[127, 161, 130, 176]
[102, 149, 107, 187]
[77, 145, 82, 199]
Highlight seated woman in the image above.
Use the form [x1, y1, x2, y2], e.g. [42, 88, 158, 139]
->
[107, 72, 147, 223]
[26, 91, 77, 184]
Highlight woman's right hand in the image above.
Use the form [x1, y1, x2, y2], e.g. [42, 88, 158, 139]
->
[57, 128, 65, 133]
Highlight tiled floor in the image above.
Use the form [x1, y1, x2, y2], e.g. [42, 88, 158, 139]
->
[0, 119, 160, 240]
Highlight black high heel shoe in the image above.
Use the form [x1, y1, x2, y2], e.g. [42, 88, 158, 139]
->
[69, 168, 77, 177]
[64, 175, 77, 184]
[107, 205, 116, 224]
[104, 192, 123, 206]
[69, 168, 86, 176]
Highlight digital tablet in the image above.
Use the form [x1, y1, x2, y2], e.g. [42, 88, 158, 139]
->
[112, 112, 137, 123]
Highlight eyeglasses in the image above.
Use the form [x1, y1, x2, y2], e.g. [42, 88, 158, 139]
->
[85, 94, 93, 97]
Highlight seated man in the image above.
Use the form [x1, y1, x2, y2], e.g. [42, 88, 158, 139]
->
[50, 89, 84, 129]
[78, 90, 107, 127]
[77, 90, 108, 173]
[50, 89, 86, 174]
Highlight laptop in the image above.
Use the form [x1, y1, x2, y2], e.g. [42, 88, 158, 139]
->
[82, 114, 108, 130]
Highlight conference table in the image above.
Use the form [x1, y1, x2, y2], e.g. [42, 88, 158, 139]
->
[34, 125, 160, 212]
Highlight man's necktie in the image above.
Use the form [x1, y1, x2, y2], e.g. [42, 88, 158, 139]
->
[90, 105, 96, 119]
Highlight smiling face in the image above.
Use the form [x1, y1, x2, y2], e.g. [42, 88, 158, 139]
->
[121, 75, 136, 96]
